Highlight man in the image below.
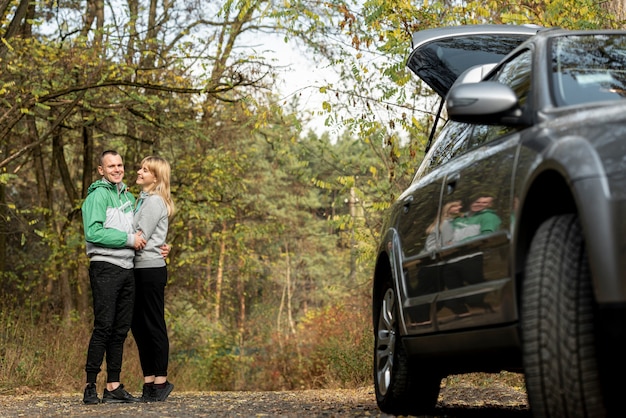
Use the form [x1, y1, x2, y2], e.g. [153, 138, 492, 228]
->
[81, 150, 146, 404]
[452, 194, 501, 242]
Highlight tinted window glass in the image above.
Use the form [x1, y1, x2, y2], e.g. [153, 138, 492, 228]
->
[465, 49, 533, 147]
[491, 49, 532, 108]
[407, 35, 532, 97]
[469, 124, 516, 149]
[551, 34, 626, 106]
[417, 121, 472, 179]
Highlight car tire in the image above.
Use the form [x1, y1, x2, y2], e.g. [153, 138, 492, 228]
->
[374, 282, 440, 416]
[522, 214, 607, 417]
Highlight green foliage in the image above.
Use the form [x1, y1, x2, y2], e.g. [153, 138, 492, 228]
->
[167, 297, 249, 390]
[235, 302, 372, 390]
[0, 297, 372, 392]
[297, 305, 373, 388]
[0, 173, 16, 185]
[490, 0, 615, 28]
[0, 0, 622, 394]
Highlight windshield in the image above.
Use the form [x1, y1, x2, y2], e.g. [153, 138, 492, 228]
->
[551, 34, 626, 106]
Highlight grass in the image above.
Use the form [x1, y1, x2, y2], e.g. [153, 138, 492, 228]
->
[444, 371, 526, 390]
[0, 306, 527, 397]
[0, 305, 373, 394]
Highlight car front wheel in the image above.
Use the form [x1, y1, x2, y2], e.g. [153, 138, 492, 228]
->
[374, 281, 440, 416]
[522, 214, 607, 417]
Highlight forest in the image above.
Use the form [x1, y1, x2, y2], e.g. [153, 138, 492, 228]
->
[1, 0, 624, 393]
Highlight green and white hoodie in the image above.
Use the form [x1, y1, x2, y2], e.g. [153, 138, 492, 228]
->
[451, 209, 502, 243]
[82, 179, 137, 269]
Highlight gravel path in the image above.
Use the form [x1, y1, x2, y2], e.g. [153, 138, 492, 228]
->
[0, 385, 529, 417]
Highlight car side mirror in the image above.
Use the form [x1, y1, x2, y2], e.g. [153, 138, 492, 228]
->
[446, 81, 520, 125]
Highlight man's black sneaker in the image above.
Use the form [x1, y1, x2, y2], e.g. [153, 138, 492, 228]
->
[83, 383, 100, 404]
[141, 383, 157, 403]
[154, 381, 174, 401]
[102, 384, 141, 403]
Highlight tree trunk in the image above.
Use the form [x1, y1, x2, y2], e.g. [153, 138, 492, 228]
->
[81, 123, 94, 197]
[0, 0, 32, 57]
[79, 118, 94, 316]
[0, 182, 5, 274]
[237, 257, 246, 335]
[214, 220, 228, 322]
[76, 257, 90, 315]
[203, 229, 212, 310]
[277, 242, 297, 335]
[28, 116, 49, 208]
[81, 0, 104, 45]
[605, 0, 626, 20]
[53, 131, 79, 204]
[285, 244, 295, 335]
[59, 269, 74, 321]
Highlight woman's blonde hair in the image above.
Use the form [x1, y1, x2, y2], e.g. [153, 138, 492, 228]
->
[140, 156, 176, 218]
[425, 200, 462, 234]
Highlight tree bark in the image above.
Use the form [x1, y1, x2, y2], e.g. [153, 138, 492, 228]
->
[237, 257, 246, 335]
[0, 0, 32, 57]
[0, 182, 5, 274]
[81, 0, 104, 45]
[214, 220, 228, 322]
[605, 0, 626, 21]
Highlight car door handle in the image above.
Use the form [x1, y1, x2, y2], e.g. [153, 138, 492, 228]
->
[402, 195, 414, 213]
[446, 173, 460, 194]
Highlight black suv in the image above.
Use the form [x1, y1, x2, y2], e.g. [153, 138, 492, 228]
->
[372, 25, 626, 417]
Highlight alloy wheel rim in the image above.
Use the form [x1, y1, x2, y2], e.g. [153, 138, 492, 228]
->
[375, 287, 396, 396]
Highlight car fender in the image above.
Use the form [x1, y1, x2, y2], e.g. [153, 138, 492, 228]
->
[523, 135, 626, 303]
[376, 228, 413, 334]
[544, 134, 607, 182]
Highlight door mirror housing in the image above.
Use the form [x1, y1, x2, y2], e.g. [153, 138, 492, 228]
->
[446, 81, 521, 125]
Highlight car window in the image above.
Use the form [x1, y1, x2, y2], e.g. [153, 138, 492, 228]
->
[417, 121, 473, 179]
[550, 34, 626, 106]
[408, 33, 536, 97]
[415, 49, 534, 182]
[490, 49, 533, 109]
[466, 49, 533, 149]
[468, 124, 516, 149]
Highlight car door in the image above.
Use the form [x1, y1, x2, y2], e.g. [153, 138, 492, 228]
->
[396, 121, 472, 333]
[435, 49, 534, 330]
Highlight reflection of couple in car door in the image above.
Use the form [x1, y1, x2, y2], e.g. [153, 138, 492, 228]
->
[451, 195, 501, 242]
[424, 201, 463, 251]
[444, 195, 501, 316]
[425, 195, 500, 249]
[417, 195, 501, 322]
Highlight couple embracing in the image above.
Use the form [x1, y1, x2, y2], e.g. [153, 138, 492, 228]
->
[81, 150, 175, 404]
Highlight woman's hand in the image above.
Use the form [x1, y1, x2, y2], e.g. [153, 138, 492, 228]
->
[160, 243, 171, 258]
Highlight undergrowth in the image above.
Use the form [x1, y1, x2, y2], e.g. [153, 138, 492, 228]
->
[0, 301, 373, 394]
[0, 302, 525, 395]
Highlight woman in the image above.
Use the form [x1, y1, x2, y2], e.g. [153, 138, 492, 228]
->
[131, 156, 176, 402]
[424, 200, 463, 251]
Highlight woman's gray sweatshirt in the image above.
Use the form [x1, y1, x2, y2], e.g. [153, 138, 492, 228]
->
[133, 192, 169, 269]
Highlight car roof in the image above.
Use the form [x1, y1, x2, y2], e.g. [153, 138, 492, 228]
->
[407, 24, 543, 97]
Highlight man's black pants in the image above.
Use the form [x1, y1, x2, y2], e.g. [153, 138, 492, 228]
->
[85, 261, 135, 384]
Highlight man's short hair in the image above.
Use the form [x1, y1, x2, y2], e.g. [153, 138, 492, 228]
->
[99, 150, 121, 166]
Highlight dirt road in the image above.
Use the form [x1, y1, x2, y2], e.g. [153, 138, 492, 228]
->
[0, 385, 530, 417]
